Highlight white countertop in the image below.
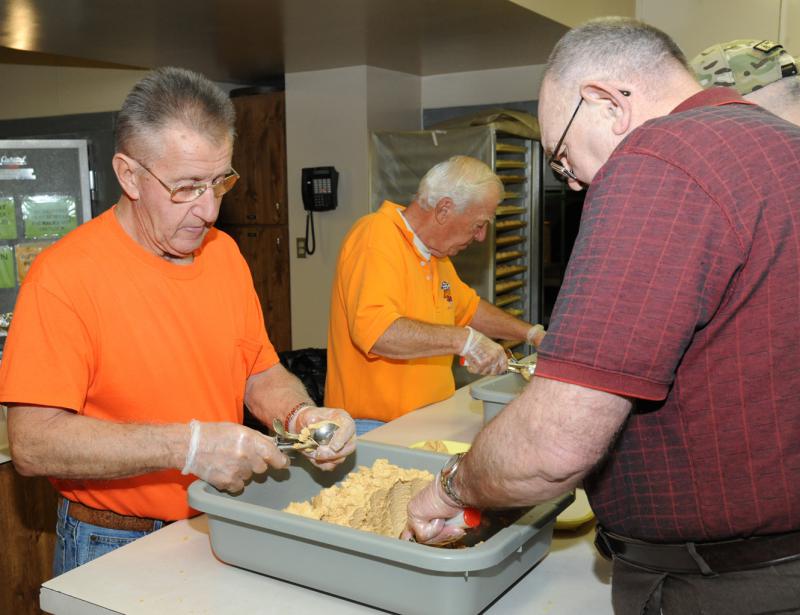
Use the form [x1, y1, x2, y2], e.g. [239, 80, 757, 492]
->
[40, 385, 613, 614]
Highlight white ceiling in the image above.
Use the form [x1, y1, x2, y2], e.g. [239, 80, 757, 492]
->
[0, 0, 571, 84]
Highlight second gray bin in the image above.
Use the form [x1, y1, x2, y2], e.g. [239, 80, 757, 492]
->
[470, 365, 532, 422]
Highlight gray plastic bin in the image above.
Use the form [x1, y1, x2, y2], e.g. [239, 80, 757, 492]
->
[470, 371, 529, 423]
[470, 353, 536, 423]
[189, 440, 571, 615]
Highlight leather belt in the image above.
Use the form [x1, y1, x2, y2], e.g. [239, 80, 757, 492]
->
[595, 525, 800, 575]
[63, 497, 167, 533]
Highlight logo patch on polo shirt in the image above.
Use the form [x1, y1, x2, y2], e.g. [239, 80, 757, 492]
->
[441, 281, 453, 303]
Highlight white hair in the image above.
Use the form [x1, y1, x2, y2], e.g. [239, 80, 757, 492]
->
[415, 155, 502, 213]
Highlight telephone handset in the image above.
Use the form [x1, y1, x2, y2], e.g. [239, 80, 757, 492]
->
[302, 166, 338, 212]
[301, 166, 339, 255]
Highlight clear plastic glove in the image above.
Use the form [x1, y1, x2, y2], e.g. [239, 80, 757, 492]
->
[461, 326, 508, 375]
[290, 406, 356, 471]
[526, 324, 546, 348]
[181, 420, 288, 493]
[400, 477, 465, 544]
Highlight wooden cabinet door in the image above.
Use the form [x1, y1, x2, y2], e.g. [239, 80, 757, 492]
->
[0, 464, 58, 615]
[219, 93, 287, 226]
[222, 225, 292, 353]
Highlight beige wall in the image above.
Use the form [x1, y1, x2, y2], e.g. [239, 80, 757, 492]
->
[510, 0, 635, 27]
[783, 0, 800, 54]
[0, 64, 148, 119]
[366, 66, 422, 133]
[638, 0, 782, 59]
[285, 65, 421, 349]
[422, 64, 545, 109]
[510, 0, 797, 61]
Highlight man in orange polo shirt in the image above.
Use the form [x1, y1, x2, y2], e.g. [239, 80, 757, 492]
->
[326, 156, 545, 434]
[0, 67, 356, 575]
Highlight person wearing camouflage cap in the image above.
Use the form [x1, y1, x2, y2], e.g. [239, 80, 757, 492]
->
[691, 39, 800, 125]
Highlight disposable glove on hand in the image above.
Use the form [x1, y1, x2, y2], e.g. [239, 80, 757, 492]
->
[400, 476, 465, 544]
[526, 324, 546, 348]
[181, 420, 288, 493]
[290, 406, 356, 471]
[461, 326, 508, 375]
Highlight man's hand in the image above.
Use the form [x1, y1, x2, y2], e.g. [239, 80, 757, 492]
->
[401, 477, 465, 544]
[461, 326, 508, 375]
[526, 324, 546, 348]
[291, 406, 356, 471]
[181, 420, 289, 493]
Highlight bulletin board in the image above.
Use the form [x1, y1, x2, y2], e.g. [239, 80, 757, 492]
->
[0, 139, 92, 318]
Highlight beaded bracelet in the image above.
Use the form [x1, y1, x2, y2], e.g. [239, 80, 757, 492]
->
[284, 401, 314, 432]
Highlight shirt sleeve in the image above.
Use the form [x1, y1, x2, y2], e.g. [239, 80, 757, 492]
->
[0, 279, 92, 412]
[339, 242, 406, 357]
[535, 152, 745, 400]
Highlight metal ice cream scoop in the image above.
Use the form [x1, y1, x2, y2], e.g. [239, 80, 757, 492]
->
[272, 418, 339, 451]
[507, 358, 536, 381]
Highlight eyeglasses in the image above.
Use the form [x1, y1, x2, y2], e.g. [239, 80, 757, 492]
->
[548, 90, 631, 182]
[136, 160, 239, 203]
[548, 98, 584, 182]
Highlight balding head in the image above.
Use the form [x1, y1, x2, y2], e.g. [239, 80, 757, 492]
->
[539, 17, 702, 189]
[543, 17, 694, 105]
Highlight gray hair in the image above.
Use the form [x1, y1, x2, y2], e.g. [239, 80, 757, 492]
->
[544, 17, 689, 96]
[115, 66, 236, 162]
[415, 155, 503, 213]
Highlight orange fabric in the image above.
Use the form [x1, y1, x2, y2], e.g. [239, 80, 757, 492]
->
[325, 202, 479, 421]
[0, 208, 278, 520]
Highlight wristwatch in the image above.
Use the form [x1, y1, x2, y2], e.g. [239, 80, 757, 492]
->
[439, 452, 467, 507]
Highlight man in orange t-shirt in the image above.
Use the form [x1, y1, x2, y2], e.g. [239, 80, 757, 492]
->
[0, 68, 356, 575]
[326, 156, 545, 434]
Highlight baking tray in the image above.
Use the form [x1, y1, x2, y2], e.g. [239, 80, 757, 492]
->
[189, 440, 572, 615]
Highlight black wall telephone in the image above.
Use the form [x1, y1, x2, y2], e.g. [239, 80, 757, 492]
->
[301, 166, 339, 255]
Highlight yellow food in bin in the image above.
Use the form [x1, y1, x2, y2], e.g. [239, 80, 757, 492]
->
[410, 440, 594, 530]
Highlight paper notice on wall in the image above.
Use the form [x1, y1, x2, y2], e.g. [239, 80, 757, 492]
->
[0, 246, 14, 288]
[14, 241, 51, 284]
[0, 154, 35, 180]
[0, 196, 17, 240]
[21, 194, 77, 239]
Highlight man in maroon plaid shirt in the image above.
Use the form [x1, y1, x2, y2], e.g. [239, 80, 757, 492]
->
[405, 17, 800, 614]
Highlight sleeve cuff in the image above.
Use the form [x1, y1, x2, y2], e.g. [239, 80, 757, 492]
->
[534, 355, 670, 400]
[356, 311, 403, 358]
[457, 293, 481, 327]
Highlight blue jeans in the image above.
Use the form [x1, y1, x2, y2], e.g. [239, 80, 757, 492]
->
[355, 418, 385, 436]
[53, 498, 166, 576]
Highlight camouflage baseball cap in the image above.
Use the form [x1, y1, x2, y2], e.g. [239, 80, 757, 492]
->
[690, 39, 798, 94]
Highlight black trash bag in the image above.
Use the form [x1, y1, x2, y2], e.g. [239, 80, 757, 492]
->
[278, 347, 327, 407]
[243, 348, 328, 435]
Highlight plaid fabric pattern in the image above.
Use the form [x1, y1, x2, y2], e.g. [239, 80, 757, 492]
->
[536, 88, 800, 542]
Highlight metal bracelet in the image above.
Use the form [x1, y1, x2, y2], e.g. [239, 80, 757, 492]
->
[440, 452, 468, 508]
